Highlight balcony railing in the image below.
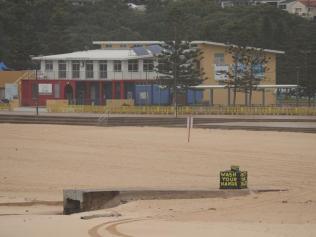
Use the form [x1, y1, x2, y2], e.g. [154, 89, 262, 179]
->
[37, 70, 158, 81]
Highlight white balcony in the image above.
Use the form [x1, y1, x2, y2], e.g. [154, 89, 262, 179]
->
[38, 70, 158, 81]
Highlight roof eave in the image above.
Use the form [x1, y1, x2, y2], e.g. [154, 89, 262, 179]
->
[192, 41, 285, 55]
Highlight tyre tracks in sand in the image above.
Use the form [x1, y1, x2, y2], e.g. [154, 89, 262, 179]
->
[88, 218, 148, 237]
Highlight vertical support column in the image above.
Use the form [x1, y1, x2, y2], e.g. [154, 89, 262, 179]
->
[120, 81, 124, 99]
[112, 81, 116, 99]
[86, 81, 90, 105]
[227, 87, 231, 106]
[296, 87, 299, 107]
[209, 88, 213, 106]
[72, 81, 76, 104]
[262, 88, 266, 106]
[99, 81, 103, 105]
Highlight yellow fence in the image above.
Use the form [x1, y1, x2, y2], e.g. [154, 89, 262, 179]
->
[47, 104, 316, 116]
[0, 103, 9, 110]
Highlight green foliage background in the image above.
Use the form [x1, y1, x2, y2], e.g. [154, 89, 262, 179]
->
[0, 0, 315, 95]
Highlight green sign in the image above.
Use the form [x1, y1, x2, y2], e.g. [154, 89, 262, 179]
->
[220, 166, 247, 189]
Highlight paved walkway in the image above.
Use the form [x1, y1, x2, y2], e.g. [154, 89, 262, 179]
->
[1, 107, 316, 120]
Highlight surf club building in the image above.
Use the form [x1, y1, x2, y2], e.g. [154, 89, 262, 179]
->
[20, 41, 289, 106]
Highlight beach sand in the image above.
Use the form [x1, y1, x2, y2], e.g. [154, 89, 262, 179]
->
[0, 124, 315, 236]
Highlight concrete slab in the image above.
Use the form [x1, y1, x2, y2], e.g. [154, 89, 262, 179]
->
[63, 188, 286, 214]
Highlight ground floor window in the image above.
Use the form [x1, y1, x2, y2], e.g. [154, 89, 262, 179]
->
[32, 83, 38, 99]
[54, 83, 60, 98]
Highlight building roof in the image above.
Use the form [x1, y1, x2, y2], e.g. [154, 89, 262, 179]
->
[33, 41, 284, 61]
[32, 49, 154, 61]
[279, 0, 295, 4]
[93, 41, 161, 46]
[299, 0, 316, 7]
[94, 41, 285, 54]
[193, 41, 285, 54]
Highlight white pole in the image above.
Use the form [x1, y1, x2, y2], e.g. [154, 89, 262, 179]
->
[187, 116, 193, 143]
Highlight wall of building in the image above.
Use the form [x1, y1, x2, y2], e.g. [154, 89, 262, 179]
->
[198, 44, 277, 105]
[21, 80, 77, 106]
[287, 1, 309, 16]
[39, 59, 157, 81]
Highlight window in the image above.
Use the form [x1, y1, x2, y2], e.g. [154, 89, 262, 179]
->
[99, 61, 107, 78]
[58, 60, 66, 78]
[105, 44, 112, 48]
[114, 61, 122, 72]
[115, 82, 121, 99]
[86, 61, 94, 78]
[143, 59, 154, 72]
[72, 61, 80, 79]
[54, 83, 60, 98]
[214, 53, 225, 65]
[128, 60, 138, 72]
[32, 83, 38, 99]
[279, 4, 286, 9]
[45, 61, 53, 71]
[295, 8, 302, 14]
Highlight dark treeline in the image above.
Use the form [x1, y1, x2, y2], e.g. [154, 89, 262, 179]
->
[0, 0, 315, 93]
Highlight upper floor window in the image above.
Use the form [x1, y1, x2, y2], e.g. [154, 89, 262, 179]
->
[72, 61, 80, 79]
[45, 61, 53, 71]
[114, 61, 122, 72]
[214, 53, 225, 65]
[128, 59, 138, 72]
[99, 61, 107, 79]
[58, 60, 66, 78]
[86, 61, 94, 79]
[143, 59, 154, 72]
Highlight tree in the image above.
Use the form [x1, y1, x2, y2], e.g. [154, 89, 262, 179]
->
[156, 41, 206, 115]
[226, 45, 270, 106]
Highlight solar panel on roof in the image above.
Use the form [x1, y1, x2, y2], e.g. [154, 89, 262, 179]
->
[132, 47, 149, 56]
[147, 45, 162, 55]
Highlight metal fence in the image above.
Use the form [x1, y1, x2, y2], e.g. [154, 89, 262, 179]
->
[46, 104, 316, 116]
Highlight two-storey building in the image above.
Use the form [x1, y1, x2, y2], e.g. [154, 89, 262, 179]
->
[21, 40, 287, 106]
[21, 41, 167, 106]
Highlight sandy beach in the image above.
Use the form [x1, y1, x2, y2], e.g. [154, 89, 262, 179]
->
[0, 124, 315, 236]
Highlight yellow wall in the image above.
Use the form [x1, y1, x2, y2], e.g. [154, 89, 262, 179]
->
[100, 43, 144, 49]
[210, 89, 275, 105]
[198, 44, 277, 105]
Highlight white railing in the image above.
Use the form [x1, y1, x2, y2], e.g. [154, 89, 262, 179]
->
[37, 70, 158, 81]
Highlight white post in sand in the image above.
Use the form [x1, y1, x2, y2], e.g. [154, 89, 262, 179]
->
[187, 116, 193, 143]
